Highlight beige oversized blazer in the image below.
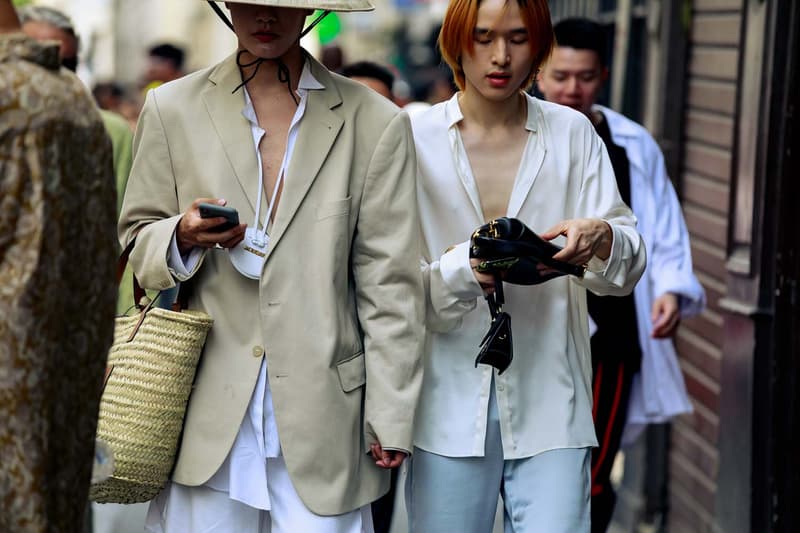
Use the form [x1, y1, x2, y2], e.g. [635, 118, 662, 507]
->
[118, 52, 424, 515]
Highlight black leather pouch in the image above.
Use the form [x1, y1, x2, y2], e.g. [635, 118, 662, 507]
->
[470, 217, 585, 285]
[474, 275, 513, 374]
[475, 310, 513, 374]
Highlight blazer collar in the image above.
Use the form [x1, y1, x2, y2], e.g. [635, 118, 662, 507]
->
[269, 55, 344, 257]
[202, 53, 259, 214]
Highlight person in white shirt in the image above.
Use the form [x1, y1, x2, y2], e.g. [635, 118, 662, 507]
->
[406, 1, 646, 532]
[118, 1, 424, 532]
[537, 18, 705, 532]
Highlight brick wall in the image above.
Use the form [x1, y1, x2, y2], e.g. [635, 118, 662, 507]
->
[669, 1, 743, 531]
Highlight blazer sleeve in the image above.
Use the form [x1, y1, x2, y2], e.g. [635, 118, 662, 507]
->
[572, 121, 647, 296]
[643, 142, 705, 317]
[118, 90, 207, 291]
[351, 111, 425, 453]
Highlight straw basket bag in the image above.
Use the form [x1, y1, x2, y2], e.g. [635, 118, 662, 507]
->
[90, 243, 213, 504]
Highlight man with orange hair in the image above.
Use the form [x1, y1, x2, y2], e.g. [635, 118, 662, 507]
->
[406, 0, 646, 532]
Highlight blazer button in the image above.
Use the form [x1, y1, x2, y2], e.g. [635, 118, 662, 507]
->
[252, 346, 265, 358]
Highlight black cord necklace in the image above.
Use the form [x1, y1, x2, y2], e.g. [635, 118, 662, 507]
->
[232, 51, 299, 105]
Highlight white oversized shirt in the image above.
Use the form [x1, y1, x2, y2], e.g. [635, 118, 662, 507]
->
[411, 94, 647, 459]
[167, 63, 324, 510]
[594, 105, 705, 445]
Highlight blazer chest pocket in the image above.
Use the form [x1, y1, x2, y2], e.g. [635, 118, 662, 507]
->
[316, 197, 351, 220]
[336, 352, 365, 392]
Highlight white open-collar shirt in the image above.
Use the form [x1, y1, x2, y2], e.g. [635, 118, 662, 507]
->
[411, 93, 647, 459]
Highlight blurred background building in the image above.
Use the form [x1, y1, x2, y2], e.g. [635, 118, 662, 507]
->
[10, 1, 798, 532]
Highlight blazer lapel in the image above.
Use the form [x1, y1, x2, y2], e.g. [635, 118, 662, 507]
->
[267, 58, 343, 257]
[201, 54, 260, 214]
[507, 96, 546, 218]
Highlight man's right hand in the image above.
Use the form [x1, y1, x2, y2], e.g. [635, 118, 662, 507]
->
[470, 257, 497, 295]
[176, 198, 246, 255]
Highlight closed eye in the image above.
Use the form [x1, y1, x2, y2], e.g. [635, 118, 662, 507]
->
[474, 29, 492, 44]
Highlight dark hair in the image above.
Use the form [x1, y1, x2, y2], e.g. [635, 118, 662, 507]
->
[339, 61, 395, 94]
[93, 81, 124, 98]
[148, 43, 186, 70]
[553, 18, 608, 66]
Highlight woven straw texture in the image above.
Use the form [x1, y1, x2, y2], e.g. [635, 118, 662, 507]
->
[90, 307, 212, 503]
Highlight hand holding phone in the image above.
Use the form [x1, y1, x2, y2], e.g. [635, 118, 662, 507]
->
[176, 199, 245, 254]
[198, 202, 240, 232]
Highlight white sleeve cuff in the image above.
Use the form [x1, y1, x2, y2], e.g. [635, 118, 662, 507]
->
[167, 233, 202, 281]
[439, 241, 485, 300]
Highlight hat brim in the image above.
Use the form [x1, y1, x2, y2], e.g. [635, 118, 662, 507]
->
[207, 0, 374, 12]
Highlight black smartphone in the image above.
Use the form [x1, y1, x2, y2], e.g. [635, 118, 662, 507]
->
[198, 203, 240, 232]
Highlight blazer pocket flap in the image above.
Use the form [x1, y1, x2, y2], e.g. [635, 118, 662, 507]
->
[336, 352, 366, 392]
[316, 197, 351, 220]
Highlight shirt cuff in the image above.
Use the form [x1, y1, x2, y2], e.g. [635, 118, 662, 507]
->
[167, 232, 202, 280]
[439, 241, 485, 300]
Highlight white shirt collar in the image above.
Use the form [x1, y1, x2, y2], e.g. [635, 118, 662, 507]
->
[241, 60, 325, 124]
[444, 92, 539, 133]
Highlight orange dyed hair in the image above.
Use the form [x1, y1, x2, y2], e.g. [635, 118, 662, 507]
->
[438, 0, 554, 91]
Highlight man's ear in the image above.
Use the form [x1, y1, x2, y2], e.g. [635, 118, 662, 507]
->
[601, 66, 609, 83]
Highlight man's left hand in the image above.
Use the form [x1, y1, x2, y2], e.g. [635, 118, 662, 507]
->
[651, 292, 681, 338]
[370, 442, 407, 469]
[541, 218, 613, 264]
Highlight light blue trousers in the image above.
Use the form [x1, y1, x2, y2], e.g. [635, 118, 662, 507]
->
[406, 385, 591, 533]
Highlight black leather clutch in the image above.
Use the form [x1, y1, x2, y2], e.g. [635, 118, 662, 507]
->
[470, 217, 585, 285]
[470, 218, 585, 374]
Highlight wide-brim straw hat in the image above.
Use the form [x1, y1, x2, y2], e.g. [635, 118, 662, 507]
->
[205, 0, 375, 12]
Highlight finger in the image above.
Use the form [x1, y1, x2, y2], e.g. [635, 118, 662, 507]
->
[540, 222, 566, 241]
[381, 450, 392, 467]
[384, 452, 406, 469]
[651, 309, 669, 331]
[659, 313, 681, 338]
[371, 442, 384, 461]
[219, 234, 246, 249]
[194, 216, 229, 232]
[193, 231, 226, 248]
[651, 302, 663, 324]
[213, 224, 247, 246]
[551, 240, 578, 262]
[191, 197, 227, 209]
[536, 264, 560, 276]
[474, 271, 494, 285]
[651, 311, 678, 338]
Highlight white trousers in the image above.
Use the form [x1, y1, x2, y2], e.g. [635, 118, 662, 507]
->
[145, 456, 374, 533]
[406, 385, 591, 533]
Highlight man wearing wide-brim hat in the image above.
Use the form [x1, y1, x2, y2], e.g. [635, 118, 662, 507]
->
[118, 1, 424, 530]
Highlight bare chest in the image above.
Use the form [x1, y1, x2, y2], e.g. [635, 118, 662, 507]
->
[252, 99, 296, 213]
[461, 130, 529, 222]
